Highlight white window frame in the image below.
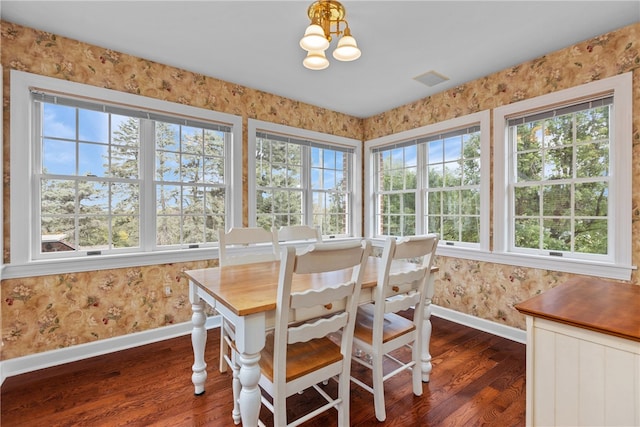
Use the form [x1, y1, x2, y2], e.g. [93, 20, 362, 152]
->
[365, 111, 491, 259]
[248, 119, 362, 239]
[7, 70, 242, 278]
[494, 72, 633, 280]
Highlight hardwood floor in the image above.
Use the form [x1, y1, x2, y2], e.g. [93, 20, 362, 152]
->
[1, 315, 526, 426]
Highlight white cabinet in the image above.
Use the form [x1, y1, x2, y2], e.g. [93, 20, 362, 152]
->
[516, 278, 640, 427]
[525, 316, 639, 426]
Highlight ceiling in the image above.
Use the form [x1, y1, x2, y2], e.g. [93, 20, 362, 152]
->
[2, 1, 639, 118]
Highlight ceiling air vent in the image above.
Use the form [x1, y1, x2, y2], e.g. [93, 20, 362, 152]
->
[413, 70, 449, 87]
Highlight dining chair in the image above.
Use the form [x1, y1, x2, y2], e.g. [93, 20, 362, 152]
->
[218, 226, 280, 267]
[350, 234, 439, 422]
[257, 240, 371, 427]
[273, 224, 322, 243]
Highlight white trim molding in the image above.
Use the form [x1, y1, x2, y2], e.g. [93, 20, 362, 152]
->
[431, 305, 526, 344]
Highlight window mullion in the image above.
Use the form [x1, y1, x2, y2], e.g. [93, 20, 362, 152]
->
[140, 119, 155, 251]
[415, 143, 425, 234]
[302, 145, 313, 227]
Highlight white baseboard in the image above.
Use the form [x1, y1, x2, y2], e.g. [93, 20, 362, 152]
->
[431, 304, 526, 344]
[0, 315, 221, 386]
[1, 307, 525, 387]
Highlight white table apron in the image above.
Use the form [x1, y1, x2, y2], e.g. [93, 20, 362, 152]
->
[188, 273, 436, 427]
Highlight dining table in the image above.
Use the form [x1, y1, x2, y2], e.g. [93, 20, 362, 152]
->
[185, 255, 438, 427]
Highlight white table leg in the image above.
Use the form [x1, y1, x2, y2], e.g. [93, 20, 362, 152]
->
[231, 313, 267, 427]
[190, 289, 208, 395]
[421, 274, 436, 382]
[238, 352, 262, 427]
[421, 299, 433, 382]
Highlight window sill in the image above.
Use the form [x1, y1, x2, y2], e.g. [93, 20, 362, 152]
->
[488, 252, 634, 281]
[1, 248, 220, 279]
[366, 239, 634, 281]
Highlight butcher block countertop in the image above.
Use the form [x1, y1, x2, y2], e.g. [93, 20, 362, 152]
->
[515, 277, 640, 342]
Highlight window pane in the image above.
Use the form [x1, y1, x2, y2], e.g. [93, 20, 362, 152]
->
[78, 181, 108, 214]
[461, 217, 480, 243]
[575, 182, 608, 217]
[516, 121, 543, 151]
[183, 216, 204, 244]
[442, 216, 459, 241]
[543, 147, 573, 180]
[183, 186, 204, 215]
[542, 218, 571, 251]
[43, 103, 76, 139]
[576, 141, 609, 178]
[78, 215, 109, 249]
[157, 185, 180, 214]
[460, 189, 479, 216]
[514, 186, 540, 216]
[516, 151, 542, 181]
[542, 184, 571, 217]
[157, 216, 181, 246]
[515, 218, 540, 249]
[43, 139, 76, 175]
[79, 109, 109, 143]
[41, 179, 76, 215]
[41, 217, 75, 253]
[112, 216, 139, 248]
[575, 219, 607, 254]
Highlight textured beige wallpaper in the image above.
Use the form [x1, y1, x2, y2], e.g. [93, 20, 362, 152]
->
[1, 20, 638, 360]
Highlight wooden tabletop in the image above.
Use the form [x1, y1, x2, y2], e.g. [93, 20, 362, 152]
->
[515, 277, 640, 342]
[185, 257, 382, 316]
[186, 257, 437, 317]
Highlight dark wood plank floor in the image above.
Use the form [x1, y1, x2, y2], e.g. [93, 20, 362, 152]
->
[1, 315, 526, 426]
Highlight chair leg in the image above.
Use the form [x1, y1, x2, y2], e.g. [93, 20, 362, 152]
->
[220, 319, 228, 373]
[372, 352, 387, 422]
[231, 350, 241, 425]
[337, 371, 350, 427]
[412, 340, 423, 396]
[274, 394, 287, 427]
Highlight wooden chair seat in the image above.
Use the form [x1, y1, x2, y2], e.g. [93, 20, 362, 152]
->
[353, 303, 416, 344]
[260, 333, 342, 382]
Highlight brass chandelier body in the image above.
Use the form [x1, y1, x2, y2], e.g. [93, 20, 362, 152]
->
[299, 0, 361, 70]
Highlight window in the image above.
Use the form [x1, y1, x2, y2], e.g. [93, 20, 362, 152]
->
[494, 73, 632, 280]
[249, 119, 361, 238]
[365, 111, 490, 254]
[9, 70, 242, 276]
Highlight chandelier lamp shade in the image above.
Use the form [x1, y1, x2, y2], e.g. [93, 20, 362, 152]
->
[300, 0, 361, 70]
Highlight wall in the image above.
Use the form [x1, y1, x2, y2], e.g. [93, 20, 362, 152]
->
[1, 20, 638, 361]
[363, 23, 640, 325]
[0, 21, 361, 360]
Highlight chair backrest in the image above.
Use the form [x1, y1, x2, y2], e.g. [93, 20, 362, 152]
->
[272, 240, 371, 384]
[218, 227, 280, 266]
[273, 225, 322, 243]
[374, 234, 439, 327]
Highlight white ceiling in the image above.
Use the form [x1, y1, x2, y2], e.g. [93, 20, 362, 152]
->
[2, 1, 639, 118]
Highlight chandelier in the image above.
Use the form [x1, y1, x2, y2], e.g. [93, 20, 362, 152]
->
[299, 0, 361, 70]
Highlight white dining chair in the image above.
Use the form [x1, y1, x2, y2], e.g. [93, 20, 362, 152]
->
[217, 227, 280, 422]
[257, 240, 371, 427]
[218, 226, 280, 267]
[350, 234, 438, 422]
[273, 224, 322, 243]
